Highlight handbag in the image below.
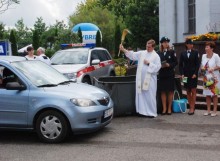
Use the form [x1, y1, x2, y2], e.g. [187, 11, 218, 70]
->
[172, 90, 188, 113]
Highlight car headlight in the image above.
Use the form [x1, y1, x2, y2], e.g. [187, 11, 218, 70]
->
[65, 73, 77, 79]
[70, 98, 97, 107]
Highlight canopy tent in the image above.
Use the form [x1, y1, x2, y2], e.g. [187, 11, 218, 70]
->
[18, 44, 32, 53]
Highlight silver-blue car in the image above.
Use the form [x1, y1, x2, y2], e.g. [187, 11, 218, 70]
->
[0, 56, 113, 143]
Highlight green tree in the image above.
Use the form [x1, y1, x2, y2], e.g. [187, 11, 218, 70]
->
[96, 30, 102, 47]
[9, 29, 17, 55]
[70, 5, 117, 53]
[15, 18, 32, 49]
[74, 0, 98, 14]
[33, 17, 47, 46]
[54, 20, 68, 30]
[15, 18, 26, 37]
[34, 17, 47, 37]
[77, 27, 83, 43]
[49, 20, 78, 51]
[98, 0, 132, 20]
[97, 0, 111, 7]
[2, 28, 10, 40]
[125, 0, 159, 49]
[114, 23, 121, 58]
[0, 22, 5, 39]
[53, 29, 78, 51]
[41, 27, 57, 49]
[32, 30, 40, 50]
[41, 20, 69, 50]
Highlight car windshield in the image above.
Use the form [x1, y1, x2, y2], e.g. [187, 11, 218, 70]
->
[51, 50, 88, 65]
[12, 60, 69, 87]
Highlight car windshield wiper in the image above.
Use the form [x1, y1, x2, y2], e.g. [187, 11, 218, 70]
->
[51, 63, 58, 65]
[62, 63, 75, 64]
[58, 80, 74, 85]
[37, 84, 58, 87]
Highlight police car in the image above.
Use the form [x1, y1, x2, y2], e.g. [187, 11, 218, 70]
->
[51, 44, 115, 84]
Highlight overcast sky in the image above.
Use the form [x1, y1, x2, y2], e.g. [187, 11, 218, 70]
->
[0, 0, 84, 28]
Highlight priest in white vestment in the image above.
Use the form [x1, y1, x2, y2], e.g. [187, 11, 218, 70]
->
[120, 39, 161, 117]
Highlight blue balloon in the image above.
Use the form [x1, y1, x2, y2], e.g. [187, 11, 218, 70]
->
[72, 23, 100, 32]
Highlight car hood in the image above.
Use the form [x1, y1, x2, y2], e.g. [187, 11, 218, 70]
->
[42, 82, 109, 100]
[52, 64, 87, 73]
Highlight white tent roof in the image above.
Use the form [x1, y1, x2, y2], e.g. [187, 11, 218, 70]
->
[18, 44, 32, 53]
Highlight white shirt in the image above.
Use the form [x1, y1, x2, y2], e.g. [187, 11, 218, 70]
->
[25, 55, 37, 60]
[187, 50, 191, 58]
[36, 54, 51, 65]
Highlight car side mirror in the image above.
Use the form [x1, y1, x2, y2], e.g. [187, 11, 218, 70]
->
[91, 59, 100, 65]
[6, 82, 26, 90]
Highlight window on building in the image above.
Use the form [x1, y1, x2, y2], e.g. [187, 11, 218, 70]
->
[188, 0, 196, 33]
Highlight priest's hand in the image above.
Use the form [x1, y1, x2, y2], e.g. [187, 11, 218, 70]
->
[144, 59, 150, 66]
[119, 44, 127, 53]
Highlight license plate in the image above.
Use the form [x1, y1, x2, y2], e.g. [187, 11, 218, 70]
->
[104, 108, 113, 118]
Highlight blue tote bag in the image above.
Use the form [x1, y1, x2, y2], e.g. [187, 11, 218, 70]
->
[172, 90, 188, 113]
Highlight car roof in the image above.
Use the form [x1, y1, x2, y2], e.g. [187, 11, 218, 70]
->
[0, 56, 26, 63]
[60, 48, 89, 52]
[59, 47, 106, 52]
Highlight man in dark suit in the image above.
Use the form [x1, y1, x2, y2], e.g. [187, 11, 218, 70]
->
[179, 39, 200, 115]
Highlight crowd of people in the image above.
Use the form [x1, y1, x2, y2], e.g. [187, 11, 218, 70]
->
[120, 37, 220, 118]
[18, 41, 220, 118]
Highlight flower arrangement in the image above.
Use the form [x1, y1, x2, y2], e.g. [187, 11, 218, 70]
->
[187, 33, 220, 41]
[201, 61, 219, 95]
[200, 61, 220, 95]
[203, 73, 219, 95]
[113, 58, 128, 76]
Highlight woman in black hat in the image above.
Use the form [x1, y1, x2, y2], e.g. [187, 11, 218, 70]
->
[158, 37, 178, 115]
[179, 39, 200, 115]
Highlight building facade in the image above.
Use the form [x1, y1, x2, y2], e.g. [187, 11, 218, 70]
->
[159, 0, 220, 44]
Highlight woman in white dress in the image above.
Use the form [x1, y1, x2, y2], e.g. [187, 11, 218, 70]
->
[201, 42, 220, 116]
[25, 46, 37, 60]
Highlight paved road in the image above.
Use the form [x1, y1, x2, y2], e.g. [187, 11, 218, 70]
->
[1, 110, 220, 161]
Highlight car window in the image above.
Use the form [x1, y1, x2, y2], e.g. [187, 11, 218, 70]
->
[12, 61, 69, 87]
[0, 65, 22, 88]
[103, 50, 111, 60]
[97, 50, 106, 62]
[51, 50, 88, 65]
[91, 50, 99, 61]
[91, 50, 110, 63]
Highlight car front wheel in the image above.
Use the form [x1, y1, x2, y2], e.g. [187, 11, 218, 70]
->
[82, 77, 91, 84]
[36, 110, 69, 143]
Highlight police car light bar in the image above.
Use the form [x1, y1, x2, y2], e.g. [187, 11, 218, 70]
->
[60, 43, 96, 50]
[61, 43, 86, 48]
